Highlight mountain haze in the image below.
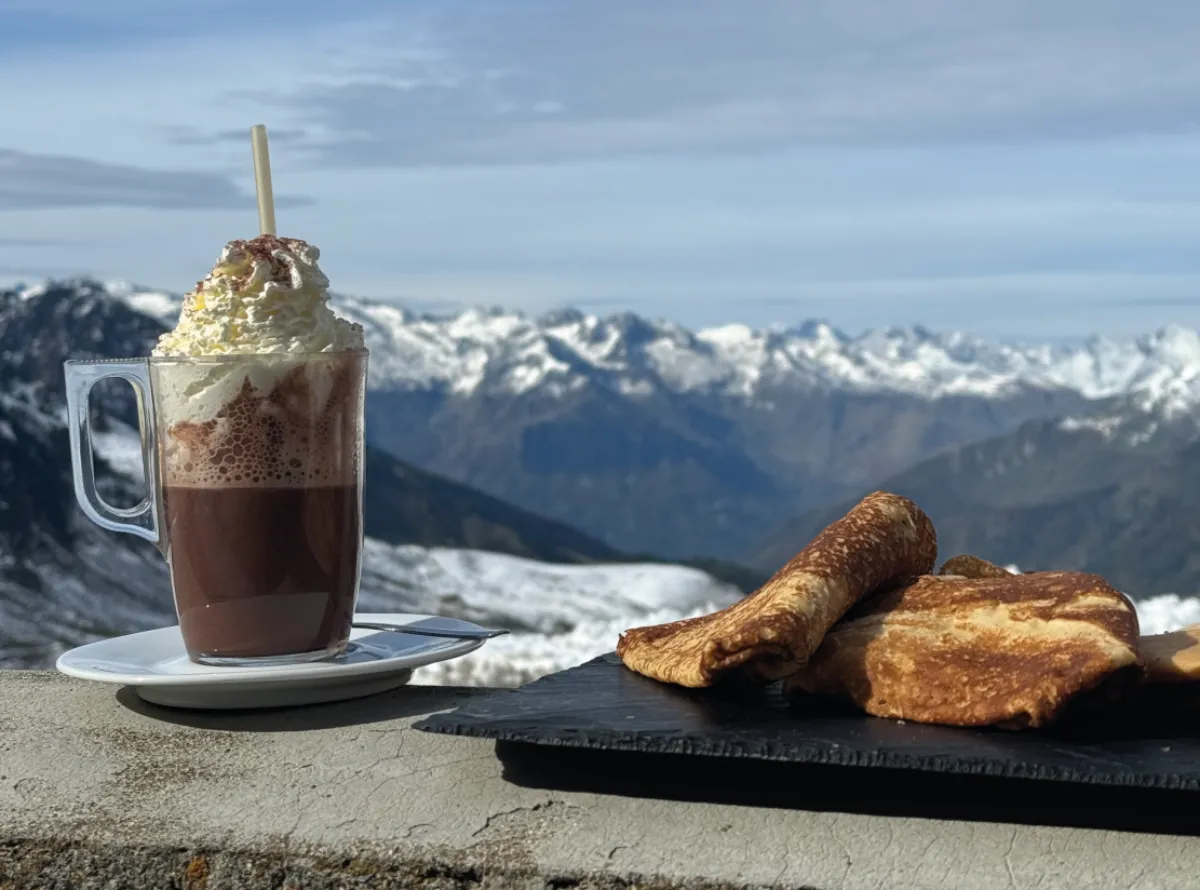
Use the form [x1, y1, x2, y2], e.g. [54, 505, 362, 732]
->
[754, 404, 1200, 596]
[12, 278, 1200, 598]
[118, 284, 1200, 561]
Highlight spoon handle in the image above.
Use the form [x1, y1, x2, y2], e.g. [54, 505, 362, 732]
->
[352, 621, 509, 640]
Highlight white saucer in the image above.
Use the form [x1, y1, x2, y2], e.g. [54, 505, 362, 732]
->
[55, 613, 485, 710]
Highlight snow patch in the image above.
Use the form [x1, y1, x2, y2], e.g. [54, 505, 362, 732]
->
[358, 540, 740, 636]
[1059, 415, 1125, 438]
[1136, 594, 1200, 635]
[91, 424, 146, 483]
[414, 603, 723, 687]
[103, 281, 181, 326]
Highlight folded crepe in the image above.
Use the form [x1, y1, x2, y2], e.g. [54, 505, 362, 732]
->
[1141, 625, 1200, 683]
[785, 571, 1140, 728]
[616, 491, 937, 688]
[938, 555, 1200, 687]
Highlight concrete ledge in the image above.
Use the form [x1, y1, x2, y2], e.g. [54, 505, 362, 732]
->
[1, 671, 1198, 889]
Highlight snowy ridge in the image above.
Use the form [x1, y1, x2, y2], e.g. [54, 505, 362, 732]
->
[335, 301, 1200, 406]
[100, 280, 180, 326]
[88, 279, 1200, 409]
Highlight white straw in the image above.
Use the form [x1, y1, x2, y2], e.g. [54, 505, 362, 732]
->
[250, 124, 277, 236]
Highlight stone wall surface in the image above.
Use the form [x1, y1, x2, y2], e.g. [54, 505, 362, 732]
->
[0, 672, 1196, 889]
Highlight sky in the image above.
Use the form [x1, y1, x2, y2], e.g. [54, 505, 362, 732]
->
[3, 0, 1200, 337]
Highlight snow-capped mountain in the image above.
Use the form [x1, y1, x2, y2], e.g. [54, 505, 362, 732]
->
[341, 305, 1200, 409]
[55, 279, 1200, 561]
[334, 298, 1200, 561]
[99, 278, 1200, 408]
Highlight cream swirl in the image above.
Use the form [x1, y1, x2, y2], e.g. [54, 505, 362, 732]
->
[152, 235, 364, 357]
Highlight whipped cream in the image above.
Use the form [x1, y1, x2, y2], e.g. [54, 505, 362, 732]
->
[152, 235, 363, 357]
[151, 235, 365, 429]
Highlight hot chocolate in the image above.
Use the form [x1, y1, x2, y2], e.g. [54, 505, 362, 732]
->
[164, 484, 359, 660]
[153, 351, 365, 662]
[153, 352, 365, 661]
[149, 233, 367, 664]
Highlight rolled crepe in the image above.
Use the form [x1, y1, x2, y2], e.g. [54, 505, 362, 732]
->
[616, 491, 938, 687]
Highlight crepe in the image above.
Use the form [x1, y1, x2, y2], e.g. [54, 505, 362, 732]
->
[938, 557, 1191, 688]
[1141, 625, 1200, 683]
[938, 554, 1014, 579]
[616, 491, 937, 688]
[786, 571, 1140, 728]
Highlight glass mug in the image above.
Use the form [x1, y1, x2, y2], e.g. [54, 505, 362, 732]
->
[64, 350, 367, 666]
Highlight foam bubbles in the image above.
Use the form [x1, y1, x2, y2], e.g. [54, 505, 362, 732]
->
[156, 357, 363, 489]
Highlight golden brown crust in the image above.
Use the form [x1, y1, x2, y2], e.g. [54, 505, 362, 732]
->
[938, 554, 1014, 579]
[786, 571, 1140, 728]
[1141, 625, 1200, 683]
[616, 491, 937, 687]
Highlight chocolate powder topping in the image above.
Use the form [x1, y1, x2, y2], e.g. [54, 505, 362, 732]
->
[227, 235, 311, 290]
[229, 234, 310, 263]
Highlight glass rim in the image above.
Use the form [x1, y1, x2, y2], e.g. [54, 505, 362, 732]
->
[65, 348, 368, 366]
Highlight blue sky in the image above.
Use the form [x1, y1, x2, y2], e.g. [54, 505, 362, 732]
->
[3, 0, 1200, 337]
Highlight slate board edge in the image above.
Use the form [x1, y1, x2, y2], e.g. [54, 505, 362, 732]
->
[414, 716, 1200, 792]
[416, 653, 1200, 793]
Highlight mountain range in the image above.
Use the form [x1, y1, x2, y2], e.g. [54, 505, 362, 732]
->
[7, 275, 1200, 625]
[110, 280, 1200, 567]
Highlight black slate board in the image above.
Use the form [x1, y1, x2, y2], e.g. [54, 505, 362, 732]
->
[416, 652, 1200, 791]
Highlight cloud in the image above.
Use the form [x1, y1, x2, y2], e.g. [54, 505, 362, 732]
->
[0, 148, 314, 211]
[208, 0, 1200, 167]
[0, 237, 85, 246]
[0, 264, 89, 278]
[1093, 296, 1200, 309]
[165, 126, 309, 147]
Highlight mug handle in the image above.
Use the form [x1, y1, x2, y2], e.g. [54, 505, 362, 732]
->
[63, 359, 161, 548]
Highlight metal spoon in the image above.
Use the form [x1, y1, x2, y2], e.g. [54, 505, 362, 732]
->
[352, 618, 509, 640]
